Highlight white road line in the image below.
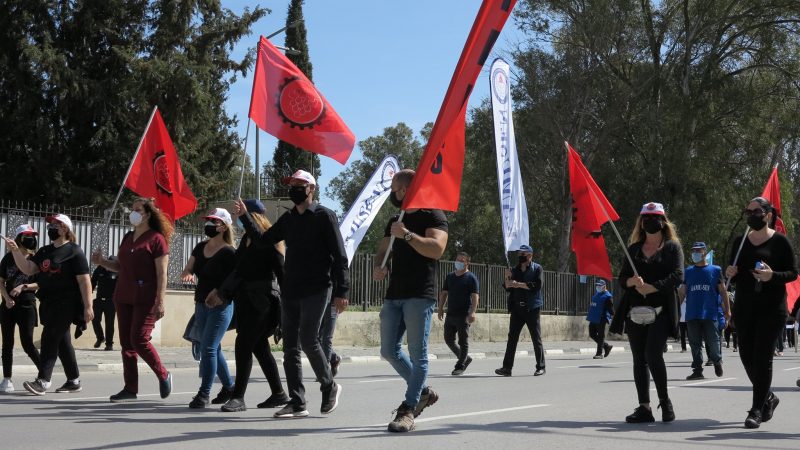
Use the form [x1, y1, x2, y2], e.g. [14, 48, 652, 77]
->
[682, 377, 736, 387]
[557, 361, 630, 369]
[782, 366, 800, 371]
[358, 378, 402, 384]
[368, 404, 550, 426]
[52, 391, 196, 401]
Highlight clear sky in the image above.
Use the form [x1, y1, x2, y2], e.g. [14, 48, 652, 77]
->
[222, 0, 525, 210]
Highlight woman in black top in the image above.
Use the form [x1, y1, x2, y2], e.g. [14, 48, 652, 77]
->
[0, 224, 41, 392]
[219, 199, 289, 412]
[180, 208, 237, 408]
[725, 197, 797, 428]
[2, 214, 93, 395]
[610, 202, 683, 423]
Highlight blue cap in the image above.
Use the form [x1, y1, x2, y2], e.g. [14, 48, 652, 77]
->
[691, 242, 707, 250]
[244, 199, 266, 214]
[595, 279, 607, 286]
[518, 244, 533, 253]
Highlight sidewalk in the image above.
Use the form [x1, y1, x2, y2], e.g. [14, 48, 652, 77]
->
[7, 337, 698, 373]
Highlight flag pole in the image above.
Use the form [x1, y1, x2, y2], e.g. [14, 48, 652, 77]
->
[97, 105, 159, 249]
[380, 211, 405, 268]
[236, 119, 252, 199]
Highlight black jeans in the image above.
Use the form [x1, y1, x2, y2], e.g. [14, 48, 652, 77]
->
[37, 301, 79, 382]
[679, 322, 688, 350]
[231, 288, 284, 399]
[443, 315, 470, 365]
[1, 302, 40, 378]
[91, 297, 116, 346]
[502, 306, 545, 370]
[724, 325, 737, 349]
[282, 289, 333, 407]
[318, 300, 338, 362]
[736, 307, 785, 410]
[588, 322, 611, 356]
[626, 312, 670, 404]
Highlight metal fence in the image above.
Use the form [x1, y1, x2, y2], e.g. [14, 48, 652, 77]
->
[0, 199, 612, 316]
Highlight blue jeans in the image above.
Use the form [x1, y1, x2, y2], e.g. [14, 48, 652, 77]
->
[687, 318, 722, 371]
[380, 298, 435, 408]
[195, 302, 234, 396]
[319, 300, 338, 362]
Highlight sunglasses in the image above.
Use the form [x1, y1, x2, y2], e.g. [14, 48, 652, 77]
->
[743, 208, 765, 217]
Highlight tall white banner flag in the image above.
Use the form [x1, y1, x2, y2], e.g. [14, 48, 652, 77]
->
[339, 155, 400, 266]
[490, 58, 529, 253]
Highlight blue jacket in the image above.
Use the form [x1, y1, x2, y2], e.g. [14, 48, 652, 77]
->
[587, 290, 613, 324]
[505, 262, 543, 311]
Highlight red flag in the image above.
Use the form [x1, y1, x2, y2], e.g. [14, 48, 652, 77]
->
[403, 0, 517, 211]
[759, 167, 798, 310]
[125, 108, 197, 222]
[567, 142, 619, 279]
[248, 36, 354, 164]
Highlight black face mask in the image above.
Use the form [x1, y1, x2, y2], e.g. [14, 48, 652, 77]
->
[518, 255, 530, 265]
[641, 217, 664, 234]
[747, 215, 767, 231]
[389, 191, 403, 208]
[47, 228, 61, 242]
[20, 236, 37, 250]
[289, 186, 308, 205]
[204, 225, 220, 238]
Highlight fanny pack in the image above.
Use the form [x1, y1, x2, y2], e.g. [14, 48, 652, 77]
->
[629, 306, 663, 325]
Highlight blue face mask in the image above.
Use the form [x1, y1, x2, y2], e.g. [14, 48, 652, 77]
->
[595, 286, 604, 293]
[454, 261, 466, 271]
[691, 252, 704, 264]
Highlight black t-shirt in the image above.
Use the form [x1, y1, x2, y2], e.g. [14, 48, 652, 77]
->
[443, 271, 479, 316]
[730, 232, 797, 316]
[618, 240, 684, 309]
[30, 242, 90, 302]
[0, 252, 37, 304]
[191, 241, 236, 304]
[384, 209, 449, 300]
[91, 265, 118, 300]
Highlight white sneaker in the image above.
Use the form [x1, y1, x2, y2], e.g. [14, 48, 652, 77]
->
[0, 378, 13, 393]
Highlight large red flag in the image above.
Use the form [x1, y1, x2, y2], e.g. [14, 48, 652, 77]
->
[567, 142, 619, 279]
[248, 36, 354, 164]
[402, 0, 517, 211]
[759, 167, 798, 311]
[125, 108, 197, 222]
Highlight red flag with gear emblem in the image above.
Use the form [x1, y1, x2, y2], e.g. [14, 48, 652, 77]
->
[248, 36, 355, 165]
[124, 107, 197, 222]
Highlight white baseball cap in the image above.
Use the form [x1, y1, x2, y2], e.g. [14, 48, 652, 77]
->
[14, 224, 38, 237]
[202, 208, 232, 225]
[46, 213, 73, 231]
[281, 169, 316, 186]
[640, 202, 666, 216]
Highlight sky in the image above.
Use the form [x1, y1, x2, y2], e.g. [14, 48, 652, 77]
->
[222, 0, 526, 210]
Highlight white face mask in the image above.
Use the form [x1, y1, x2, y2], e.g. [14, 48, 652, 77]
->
[129, 211, 143, 226]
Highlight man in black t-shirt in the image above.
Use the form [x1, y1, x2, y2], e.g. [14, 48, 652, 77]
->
[373, 169, 448, 433]
[438, 252, 479, 376]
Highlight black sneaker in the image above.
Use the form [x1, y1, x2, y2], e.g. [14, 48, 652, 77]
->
[744, 409, 762, 429]
[159, 372, 172, 399]
[321, 382, 342, 414]
[593, 354, 604, 360]
[387, 402, 415, 432]
[705, 360, 713, 367]
[495, 367, 512, 377]
[658, 398, 675, 422]
[104, 345, 114, 351]
[258, 392, 291, 408]
[761, 392, 779, 422]
[604, 344, 613, 358]
[414, 386, 439, 417]
[714, 362, 723, 377]
[462, 356, 473, 371]
[110, 388, 137, 403]
[211, 386, 234, 405]
[55, 381, 82, 393]
[331, 354, 342, 378]
[534, 368, 546, 376]
[451, 363, 465, 376]
[189, 392, 209, 409]
[625, 405, 655, 423]
[686, 371, 704, 380]
[221, 397, 247, 412]
[274, 403, 309, 418]
[23, 379, 48, 396]
[94, 338, 104, 349]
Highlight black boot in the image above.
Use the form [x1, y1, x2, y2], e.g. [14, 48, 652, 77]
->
[658, 398, 675, 422]
[625, 405, 655, 423]
[744, 409, 762, 429]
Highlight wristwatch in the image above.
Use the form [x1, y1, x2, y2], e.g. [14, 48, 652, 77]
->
[403, 231, 413, 241]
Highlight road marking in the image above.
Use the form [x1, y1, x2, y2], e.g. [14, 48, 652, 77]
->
[782, 366, 800, 371]
[52, 391, 196, 401]
[682, 377, 736, 387]
[368, 404, 550, 426]
[359, 378, 402, 384]
[557, 361, 630, 369]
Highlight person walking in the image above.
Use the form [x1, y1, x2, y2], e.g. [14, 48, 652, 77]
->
[725, 197, 797, 428]
[3, 215, 93, 395]
[373, 169, 448, 433]
[91, 256, 118, 351]
[610, 202, 682, 424]
[180, 208, 237, 409]
[92, 198, 173, 403]
[495, 244, 546, 377]
[0, 224, 42, 393]
[437, 252, 479, 375]
[218, 199, 289, 413]
[586, 279, 614, 359]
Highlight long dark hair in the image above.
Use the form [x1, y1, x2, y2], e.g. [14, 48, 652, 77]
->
[135, 198, 174, 242]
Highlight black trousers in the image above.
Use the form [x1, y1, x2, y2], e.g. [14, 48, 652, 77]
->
[724, 325, 737, 349]
[679, 322, 688, 350]
[1, 302, 40, 378]
[231, 289, 284, 399]
[502, 306, 545, 370]
[37, 301, 79, 382]
[588, 322, 611, 355]
[91, 297, 116, 346]
[626, 312, 670, 404]
[443, 315, 470, 365]
[735, 306, 785, 411]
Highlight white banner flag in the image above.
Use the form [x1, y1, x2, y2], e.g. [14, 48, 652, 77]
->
[490, 58, 529, 253]
[339, 155, 400, 266]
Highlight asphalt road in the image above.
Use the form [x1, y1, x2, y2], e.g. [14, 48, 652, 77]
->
[1, 350, 799, 449]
